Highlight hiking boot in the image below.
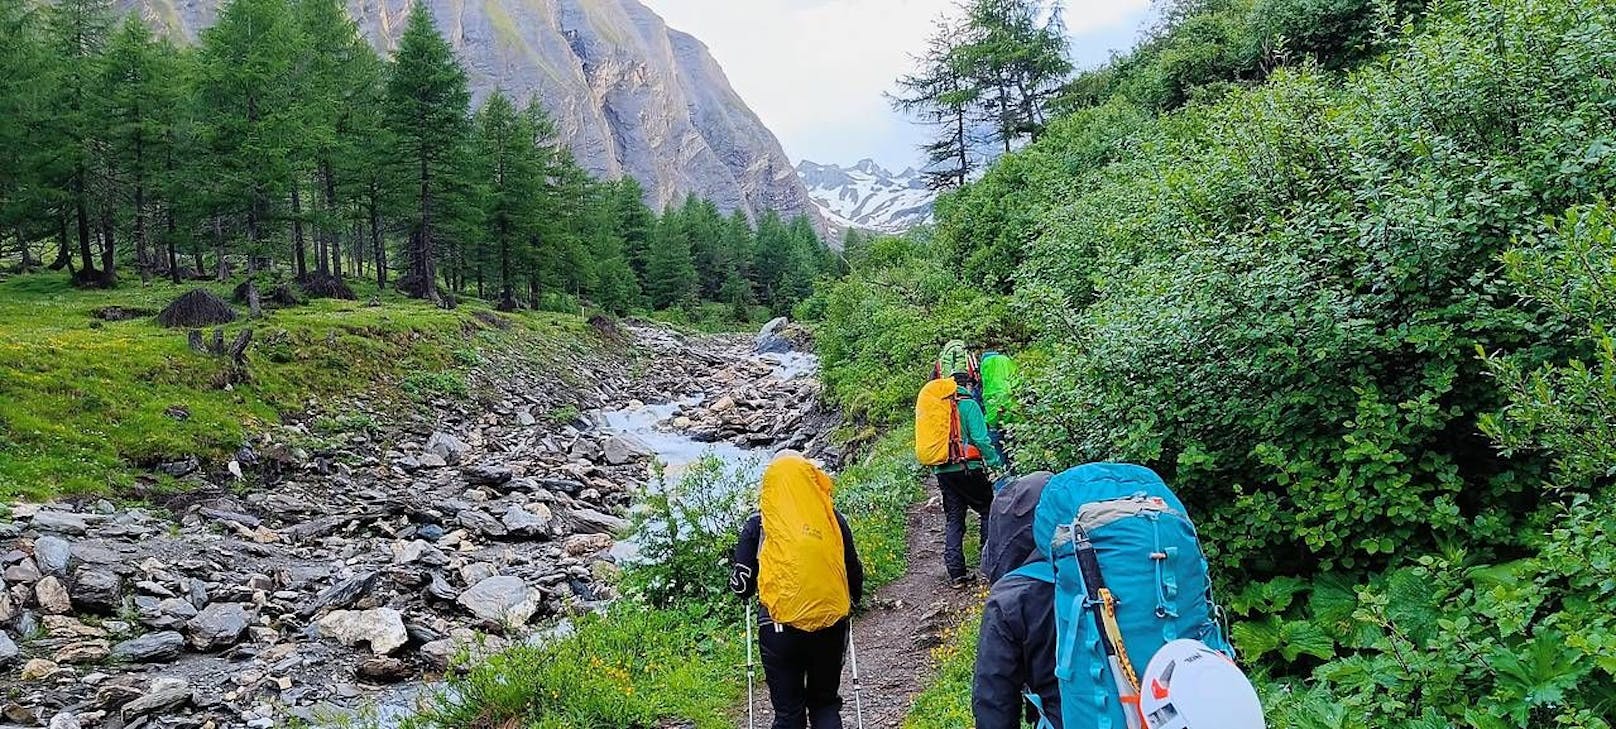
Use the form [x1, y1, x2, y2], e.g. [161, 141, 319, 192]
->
[949, 575, 974, 590]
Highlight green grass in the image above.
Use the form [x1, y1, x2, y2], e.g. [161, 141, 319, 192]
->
[903, 601, 982, 729]
[0, 272, 596, 500]
[409, 603, 744, 729]
[835, 428, 925, 587]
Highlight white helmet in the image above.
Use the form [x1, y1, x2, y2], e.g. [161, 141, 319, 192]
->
[1139, 639, 1266, 729]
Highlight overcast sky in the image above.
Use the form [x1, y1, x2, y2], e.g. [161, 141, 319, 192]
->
[639, 0, 1156, 170]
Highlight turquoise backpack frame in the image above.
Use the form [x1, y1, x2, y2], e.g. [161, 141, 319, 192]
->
[1009, 463, 1232, 729]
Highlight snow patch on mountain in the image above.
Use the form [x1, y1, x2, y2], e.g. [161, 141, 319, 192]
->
[796, 159, 936, 235]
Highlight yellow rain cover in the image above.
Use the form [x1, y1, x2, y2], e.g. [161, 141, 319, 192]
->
[758, 454, 850, 631]
[915, 377, 962, 466]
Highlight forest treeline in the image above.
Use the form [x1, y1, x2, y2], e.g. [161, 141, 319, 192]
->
[814, 0, 1616, 725]
[0, 0, 833, 316]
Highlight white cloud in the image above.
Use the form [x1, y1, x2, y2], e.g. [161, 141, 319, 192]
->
[641, 0, 1151, 168]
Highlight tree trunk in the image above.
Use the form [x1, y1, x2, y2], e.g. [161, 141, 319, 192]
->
[321, 161, 340, 278]
[134, 181, 150, 284]
[369, 182, 386, 289]
[291, 183, 308, 279]
[17, 227, 37, 271]
[49, 216, 71, 271]
[214, 215, 227, 281]
[99, 208, 117, 285]
[247, 279, 262, 318]
[74, 168, 97, 277]
[166, 202, 180, 284]
[417, 150, 438, 303]
[352, 220, 365, 277]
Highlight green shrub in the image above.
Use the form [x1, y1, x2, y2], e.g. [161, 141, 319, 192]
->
[399, 371, 468, 400]
[622, 457, 757, 609]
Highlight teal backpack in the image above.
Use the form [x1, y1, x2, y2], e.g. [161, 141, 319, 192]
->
[1009, 463, 1233, 729]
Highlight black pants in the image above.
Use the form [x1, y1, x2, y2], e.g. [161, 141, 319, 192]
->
[759, 618, 849, 729]
[937, 468, 994, 580]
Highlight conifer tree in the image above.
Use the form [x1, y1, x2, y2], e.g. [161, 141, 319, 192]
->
[100, 15, 177, 283]
[195, 0, 304, 281]
[384, 2, 471, 302]
[645, 208, 697, 310]
[294, 0, 375, 281]
[0, 0, 52, 268]
[612, 176, 655, 279]
[45, 0, 116, 283]
[472, 90, 543, 308]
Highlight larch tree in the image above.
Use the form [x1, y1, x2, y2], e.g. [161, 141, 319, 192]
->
[384, 2, 471, 303]
[889, 17, 981, 190]
[45, 0, 116, 284]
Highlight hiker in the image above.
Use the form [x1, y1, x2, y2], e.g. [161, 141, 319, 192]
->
[973, 463, 1247, 729]
[979, 471, 1054, 585]
[915, 360, 1005, 588]
[933, 339, 982, 402]
[979, 351, 1020, 467]
[731, 451, 866, 729]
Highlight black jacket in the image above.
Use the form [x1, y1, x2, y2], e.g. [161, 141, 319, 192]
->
[980, 471, 1054, 585]
[730, 511, 865, 623]
[974, 570, 1060, 729]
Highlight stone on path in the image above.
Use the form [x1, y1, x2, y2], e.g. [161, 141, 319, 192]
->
[566, 508, 630, 535]
[121, 677, 191, 719]
[425, 432, 471, 465]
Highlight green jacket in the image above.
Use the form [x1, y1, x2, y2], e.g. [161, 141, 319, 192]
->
[980, 353, 1020, 428]
[932, 385, 1004, 475]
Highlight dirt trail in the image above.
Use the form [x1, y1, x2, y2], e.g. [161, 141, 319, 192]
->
[741, 492, 977, 729]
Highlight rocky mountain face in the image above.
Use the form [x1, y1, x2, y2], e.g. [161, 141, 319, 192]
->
[797, 159, 936, 235]
[130, 0, 822, 228]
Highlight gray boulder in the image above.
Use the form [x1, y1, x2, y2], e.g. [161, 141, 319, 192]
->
[755, 316, 793, 354]
[501, 504, 552, 538]
[457, 576, 542, 627]
[603, 435, 653, 466]
[186, 602, 251, 650]
[457, 509, 508, 539]
[111, 631, 185, 662]
[0, 631, 17, 666]
[33, 537, 71, 575]
[70, 568, 122, 614]
[425, 432, 471, 465]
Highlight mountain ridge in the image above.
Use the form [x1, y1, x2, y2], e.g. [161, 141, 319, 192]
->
[127, 0, 823, 230]
[797, 158, 936, 235]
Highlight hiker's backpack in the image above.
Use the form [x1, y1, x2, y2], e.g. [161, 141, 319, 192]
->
[934, 340, 980, 384]
[980, 353, 1020, 428]
[757, 454, 851, 631]
[1010, 463, 1233, 729]
[914, 378, 982, 467]
[980, 471, 1055, 584]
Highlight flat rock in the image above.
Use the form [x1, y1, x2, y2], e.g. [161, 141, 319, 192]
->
[457, 576, 542, 628]
[302, 572, 378, 616]
[187, 602, 251, 650]
[457, 509, 507, 539]
[566, 508, 630, 535]
[32, 511, 91, 535]
[317, 608, 408, 655]
[0, 631, 17, 666]
[356, 656, 413, 682]
[563, 533, 615, 556]
[54, 639, 110, 664]
[463, 464, 513, 486]
[5, 557, 41, 584]
[20, 658, 60, 681]
[602, 435, 654, 465]
[33, 537, 71, 575]
[121, 677, 191, 719]
[112, 631, 185, 662]
[36, 576, 71, 614]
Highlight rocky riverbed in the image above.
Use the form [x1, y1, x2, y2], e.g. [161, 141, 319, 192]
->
[0, 319, 829, 728]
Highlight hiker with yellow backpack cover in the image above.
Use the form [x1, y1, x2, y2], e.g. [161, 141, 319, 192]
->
[731, 451, 867, 729]
[916, 343, 1005, 588]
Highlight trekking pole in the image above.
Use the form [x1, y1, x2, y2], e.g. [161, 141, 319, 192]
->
[848, 616, 865, 729]
[746, 602, 757, 729]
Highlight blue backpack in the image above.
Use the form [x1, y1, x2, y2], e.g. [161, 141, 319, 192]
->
[1009, 463, 1232, 729]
